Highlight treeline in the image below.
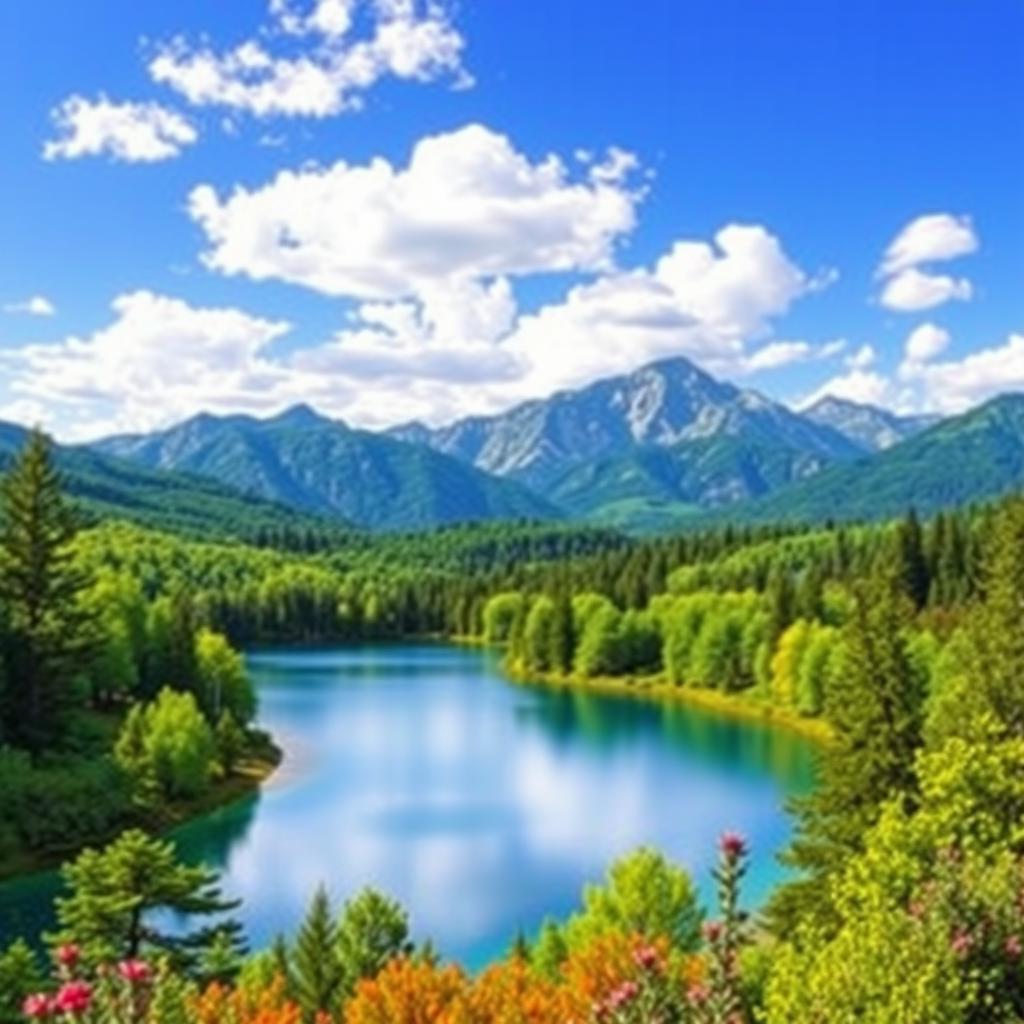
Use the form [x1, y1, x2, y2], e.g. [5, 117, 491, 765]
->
[0, 433, 266, 873]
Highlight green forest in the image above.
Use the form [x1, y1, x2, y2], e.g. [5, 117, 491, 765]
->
[1, 430, 1023, 1022]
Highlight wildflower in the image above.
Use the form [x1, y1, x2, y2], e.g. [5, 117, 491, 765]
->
[118, 959, 152, 984]
[950, 931, 973, 958]
[1006, 935, 1022, 959]
[703, 920, 724, 943]
[720, 832, 747, 859]
[21, 994, 51, 1019]
[55, 945, 80, 969]
[687, 983, 710, 1005]
[633, 943, 662, 972]
[53, 981, 92, 1016]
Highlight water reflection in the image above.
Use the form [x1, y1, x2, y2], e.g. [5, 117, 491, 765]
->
[0, 644, 815, 969]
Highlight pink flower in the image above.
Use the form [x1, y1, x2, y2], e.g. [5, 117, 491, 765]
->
[633, 943, 662, 972]
[117, 959, 151, 984]
[720, 831, 747, 859]
[703, 920, 724, 943]
[607, 981, 639, 1010]
[21, 994, 51, 1019]
[54, 944, 80, 969]
[687, 983, 710, 1005]
[53, 981, 92, 1016]
[1006, 935, 1022, 959]
[950, 931, 973, 958]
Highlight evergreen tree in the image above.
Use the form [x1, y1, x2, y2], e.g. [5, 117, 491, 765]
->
[894, 508, 929, 610]
[53, 829, 240, 969]
[336, 887, 412, 999]
[547, 593, 576, 674]
[771, 580, 925, 932]
[292, 884, 342, 1019]
[0, 430, 97, 752]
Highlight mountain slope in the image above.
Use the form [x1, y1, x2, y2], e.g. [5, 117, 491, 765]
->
[0, 421, 333, 540]
[802, 395, 939, 451]
[738, 394, 1024, 524]
[93, 406, 558, 531]
[391, 357, 863, 494]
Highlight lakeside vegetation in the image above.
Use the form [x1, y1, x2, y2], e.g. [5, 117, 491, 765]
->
[2, 428, 1024, 1019]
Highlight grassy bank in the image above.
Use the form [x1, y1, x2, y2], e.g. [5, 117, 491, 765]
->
[0, 741, 282, 883]
[504, 664, 834, 745]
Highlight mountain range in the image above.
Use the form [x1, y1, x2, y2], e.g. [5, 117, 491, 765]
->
[4, 354, 1022, 536]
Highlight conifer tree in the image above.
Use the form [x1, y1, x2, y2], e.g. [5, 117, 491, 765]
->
[0, 429, 97, 751]
[336, 887, 412, 999]
[292, 884, 342, 1019]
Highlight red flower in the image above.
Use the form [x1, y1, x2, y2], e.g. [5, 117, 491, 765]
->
[703, 920, 724, 943]
[117, 959, 152, 984]
[21, 994, 51, 1019]
[55, 944, 80, 969]
[720, 831, 747, 859]
[53, 981, 92, 1016]
[632, 943, 662, 972]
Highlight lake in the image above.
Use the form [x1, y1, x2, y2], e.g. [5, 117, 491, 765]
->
[0, 643, 815, 968]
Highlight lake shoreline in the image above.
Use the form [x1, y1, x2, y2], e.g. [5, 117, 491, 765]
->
[0, 742, 282, 885]
[500, 663, 834, 745]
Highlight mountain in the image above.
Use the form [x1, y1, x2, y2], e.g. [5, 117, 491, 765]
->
[0, 421, 333, 540]
[93, 405, 558, 531]
[390, 357, 865, 527]
[802, 395, 939, 451]
[737, 394, 1024, 524]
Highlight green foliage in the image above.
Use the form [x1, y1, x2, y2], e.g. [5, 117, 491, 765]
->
[53, 828, 240, 968]
[0, 429, 98, 751]
[116, 688, 217, 800]
[292, 885, 342, 1019]
[194, 628, 256, 724]
[335, 887, 413, 999]
[0, 939, 43, 1024]
[564, 847, 703, 954]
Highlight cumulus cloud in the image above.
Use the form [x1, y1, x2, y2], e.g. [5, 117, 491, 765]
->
[0, 292, 297, 438]
[43, 96, 197, 162]
[4, 295, 56, 317]
[799, 369, 895, 410]
[188, 124, 640, 299]
[876, 213, 979, 312]
[879, 213, 979, 277]
[880, 267, 973, 312]
[149, 0, 469, 118]
[901, 322, 951, 367]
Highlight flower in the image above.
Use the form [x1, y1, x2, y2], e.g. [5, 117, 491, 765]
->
[1006, 935, 1022, 959]
[633, 943, 662, 972]
[720, 832, 747, 859]
[687, 983, 710, 1005]
[950, 931, 973, 958]
[117, 959, 152, 984]
[703, 920, 724, 943]
[53, 981, 92, 1016]
[54, 944, 80, 969]
[22, 994, 51, 1019]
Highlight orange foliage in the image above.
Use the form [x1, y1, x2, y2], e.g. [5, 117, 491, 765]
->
[344, 958, 469, 1024]
[193, 977, 303, 1024]
[446, 957, 571, 1024]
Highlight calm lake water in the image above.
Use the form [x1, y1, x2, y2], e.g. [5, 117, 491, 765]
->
[0, 644, 815, 968]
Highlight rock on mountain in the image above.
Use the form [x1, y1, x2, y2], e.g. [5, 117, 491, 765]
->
[802, 395, 939, 451]
[93, 405, 559, 531]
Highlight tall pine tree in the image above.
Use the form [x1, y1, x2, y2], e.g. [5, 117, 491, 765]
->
[0, 430, 97, 751]
[292, 884, 342, 1020]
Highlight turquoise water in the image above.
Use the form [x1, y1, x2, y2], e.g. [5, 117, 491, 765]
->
[0, 644, 815, 968]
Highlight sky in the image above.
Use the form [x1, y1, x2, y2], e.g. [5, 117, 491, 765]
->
[0, 0, 1021, 441]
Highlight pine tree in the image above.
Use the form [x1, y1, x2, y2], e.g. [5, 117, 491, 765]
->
[292, 885, 342, 1019]
[0, 430, 98, 752]
[53, 829, 240, 968]
[894, 508, 929, 610]
[770, 579, 925, 932]
[336, 887, 412, 999]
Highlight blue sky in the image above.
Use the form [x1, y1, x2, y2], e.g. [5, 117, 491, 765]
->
[0, 0, 1021, 439]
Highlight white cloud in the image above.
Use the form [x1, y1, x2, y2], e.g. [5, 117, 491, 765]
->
[845, 343, 876, 370]
[879, 267, 973, 312]
[43, 96, 197, 162]
[1, 292, 297, 438]
[902, 322, 951, 367]
[3, 295, 56, 317]
[741, 340, 813, 373]
[150, 0, 468, 119]
[188, 123, 641, 299]
[879, 213, 979, 277]
[898, 332, 1024, 413]
[799, 369, 896, 411]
